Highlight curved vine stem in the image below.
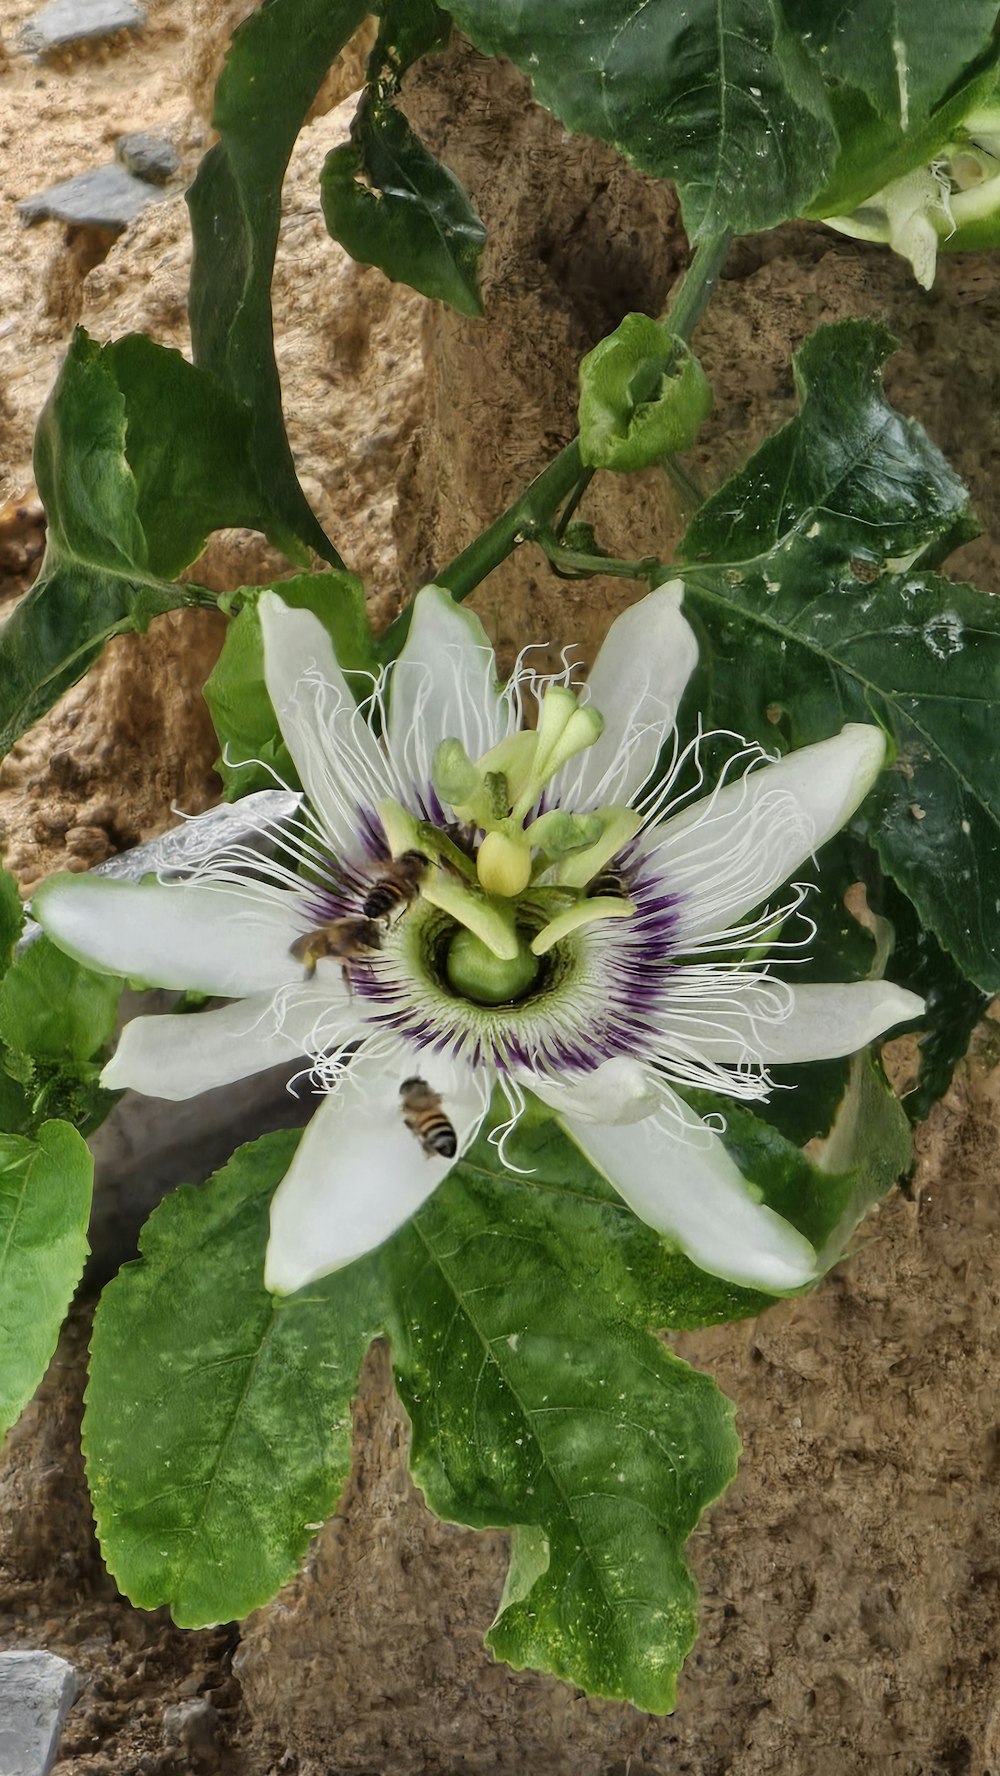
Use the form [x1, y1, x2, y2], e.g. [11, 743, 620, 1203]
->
[377, 230, 731, 652]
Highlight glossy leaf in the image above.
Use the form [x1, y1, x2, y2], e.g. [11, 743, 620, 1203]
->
[443, 0, 836, 237]
[0, 1122, 93, 1441]
[679, 319, 1000, 992]
[85, 1131, 382, 1626]
[797, 2, 1000, 216]
[322, 101, 486, 315]
[187, 0, 370, 567]
[203, 572, 377, 798]
[869, 869, 988, 1122]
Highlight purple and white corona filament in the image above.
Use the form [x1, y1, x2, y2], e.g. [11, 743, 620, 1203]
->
[34, 583, 923, 1296]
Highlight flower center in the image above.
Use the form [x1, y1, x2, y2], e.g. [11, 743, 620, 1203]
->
[444, 926, 541, 1005]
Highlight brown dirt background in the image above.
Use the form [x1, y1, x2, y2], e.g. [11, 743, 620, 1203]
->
[2, 7, 1000, 1773]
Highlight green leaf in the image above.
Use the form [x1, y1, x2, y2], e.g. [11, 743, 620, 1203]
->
[203, 572, 377, 798]
[870, 868, 988, 1123]
[0, 937, 123, 1063]
[82, 1077, 907, 1704]
[0, 333, 194, 761]
[389, 1135, 740, 1713]
[0, 1122, 93, 1441]
[578, 316, 712, 472]
[187, 0, 370, 568]
[443, 0, 837, 237]
[678, 319, 1000, 992]
[797, 3, 1000, 216]
[82, 1103, 748, 1705]
[0, 869, 24, 981]
[105, 336, 303, 578]
[321, 102, 486, 315]
[371, 0, 450, 71]
[84, 1131, 382, 1626]
[322, 2, 484, 314]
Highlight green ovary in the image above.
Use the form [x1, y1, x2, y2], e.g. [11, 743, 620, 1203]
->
[445, 926, 541, 1005]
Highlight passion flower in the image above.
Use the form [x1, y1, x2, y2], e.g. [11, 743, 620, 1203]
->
[34, 583, 922, 1296]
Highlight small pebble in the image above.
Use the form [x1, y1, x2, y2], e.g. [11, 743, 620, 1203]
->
[114, 131, 179, 184]
[162, 1698, 222, 1764]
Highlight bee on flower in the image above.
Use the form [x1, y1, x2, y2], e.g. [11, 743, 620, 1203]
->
[34, 582, 922, 1295]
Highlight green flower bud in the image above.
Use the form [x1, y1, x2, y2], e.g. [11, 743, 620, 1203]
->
[578, 314, 713, 472]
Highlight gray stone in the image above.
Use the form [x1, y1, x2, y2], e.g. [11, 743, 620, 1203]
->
[17, 163, 164, 230]
[18, 0, 144, 54]
[0, 1651, 79, 1776]
[114, 131, 180, 184]
[162, 1699, 223, 1763]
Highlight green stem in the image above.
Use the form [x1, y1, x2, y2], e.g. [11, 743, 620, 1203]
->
[388, 230, 732, 631]
[661, 231, 732, 341]
[535, 529, 662, 582]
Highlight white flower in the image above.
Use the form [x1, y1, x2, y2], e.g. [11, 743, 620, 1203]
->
[34, 583, 923, 1297]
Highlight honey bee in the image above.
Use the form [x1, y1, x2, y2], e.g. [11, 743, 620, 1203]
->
[399, 1076, 457, 1159]
[586, 866, 630, 899]
[289, 916, 383, 989]
[362, 850, 429, 923]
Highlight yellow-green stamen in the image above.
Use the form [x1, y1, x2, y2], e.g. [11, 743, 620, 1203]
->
[530, 894, 636, 956]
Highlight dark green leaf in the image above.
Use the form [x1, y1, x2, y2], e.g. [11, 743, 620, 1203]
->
[578, 316, 712, 472]
[187, 0, 370, 567]
[84, 1130, 382, 1626]
[0, 937, 123, 1062]
[682, 319, 971, 572]
[390, 1131, 740, 1712]
[321, 101, 486, 315]
[443, 0, 837, 237]
[203, 572, 377, 798]
[678, 319, 1000, 992]
[371, 0, 450, 72]
[0, 1122, 93, 1441]
[869, 868, 989, 1122]
[0, 333, 198, 760]
[106, 336, 303, 578]
[796, 2, 1000, 216]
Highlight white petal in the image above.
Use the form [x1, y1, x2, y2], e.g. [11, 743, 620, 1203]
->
[264, 1046, 490, 1293]
[102, 983, 356, 1100]
[649, 724, 886, 942]
[551, 1077, 817, 1292]
[388, 584, 511, 787]
[527, 1056, 660, 1125]
[259, 592, 391, 856]
[555, 581, 698, 810]
[33, 874, 302, 996]
[690, 980, 925, 1065]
